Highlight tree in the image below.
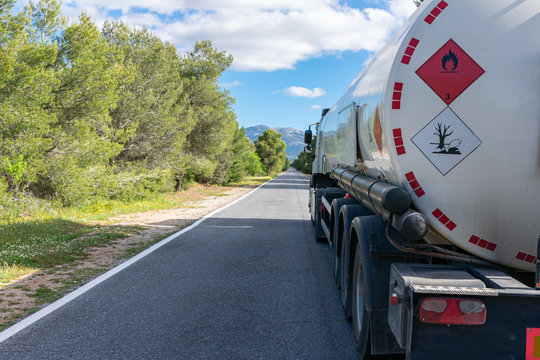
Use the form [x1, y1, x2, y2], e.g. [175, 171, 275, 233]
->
[245, 152, 264, 176]
[282, 157, 291, 171]
[0, 3, 249, 204]
[255, 129, 287, 174]
[102, 22, 194, 173]
[291, 135, 316, 174]
[40, 12, 127, 204]
[0, 0, 61, 194]
[227, 126, 257, 183]
[180, 40, 237, 185]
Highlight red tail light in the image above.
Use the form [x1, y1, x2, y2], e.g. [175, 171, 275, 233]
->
[419, 297, 486, 325]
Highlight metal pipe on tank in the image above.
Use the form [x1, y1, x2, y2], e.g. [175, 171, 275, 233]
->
[332, 167, 427, 240]
[332, 168, 411, 215]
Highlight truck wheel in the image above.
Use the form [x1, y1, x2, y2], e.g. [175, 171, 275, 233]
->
[339, 205, 373, 318]
[352, 240, 371, 357]
[331, 197, 358, 288]
[333, 229, 341, 287]
[314, 193, 325, 241]
[340, 224, 352, 317]
[333, 206, 344, 287]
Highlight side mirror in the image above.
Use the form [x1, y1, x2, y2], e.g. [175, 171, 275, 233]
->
[304, 130, 312, 145]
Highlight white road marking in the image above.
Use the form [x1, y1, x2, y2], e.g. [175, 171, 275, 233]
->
[0, 177, 278, 344]
[205, 225, 255, 229]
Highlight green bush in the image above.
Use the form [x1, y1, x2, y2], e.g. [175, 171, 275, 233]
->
[245, 152, 265, 176]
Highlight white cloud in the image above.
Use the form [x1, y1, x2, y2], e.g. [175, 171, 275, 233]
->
[311, 105, 323, 110]
[386, 0, 417, 20]
[220, 80, 244, 88]
[59, 0, 417, 71]
[276, 86, 326, 98]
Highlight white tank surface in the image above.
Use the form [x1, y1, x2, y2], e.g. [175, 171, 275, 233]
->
[319, 0, 540, 271]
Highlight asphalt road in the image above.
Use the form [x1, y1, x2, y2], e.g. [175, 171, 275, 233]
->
[0, 169, 358, 359]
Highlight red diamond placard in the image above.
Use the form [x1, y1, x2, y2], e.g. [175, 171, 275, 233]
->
[416, 39, 485, 105]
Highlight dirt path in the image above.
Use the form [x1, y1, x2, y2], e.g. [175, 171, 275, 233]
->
[0, 185, 256, 330]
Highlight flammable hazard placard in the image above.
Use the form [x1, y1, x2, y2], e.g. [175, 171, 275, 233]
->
[416, 39, 485, 105]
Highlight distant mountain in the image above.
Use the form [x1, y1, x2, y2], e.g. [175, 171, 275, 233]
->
[245, 125, 305, 159]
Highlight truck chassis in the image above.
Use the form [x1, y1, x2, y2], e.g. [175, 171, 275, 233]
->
[310, 178, 540, 359]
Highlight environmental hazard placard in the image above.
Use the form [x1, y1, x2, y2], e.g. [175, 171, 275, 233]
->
[416, 39, 485, 105]
[411, 107, 481, 175]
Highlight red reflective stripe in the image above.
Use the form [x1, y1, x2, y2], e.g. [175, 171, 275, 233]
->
[424, 14, 436, 24]
[396, 146, 406, 155]
[526, 328, 540, 359]
[409, 38, 420, 47]
[424, 1, 447, 25]
[446, 221, 456, 231]
[516, 252, 537, 263]
[437, 0, 448, 10]
[430, 7, 442, 17]
[401, 55, 411, 65]
[405, 172, 415, 182]
[432, 209, 458, 228]
[394, 137, 403, 146]
[414, 188, 425, 197]
[469, 236, 480, 244]
[471, 235, 497, 251]
[478, 239, 488, 248]
[402, 39, 419, 65]
[439, 215, 450, 225]
[405, 46, 415, 56]
[409, 180, 420, 189]
[392, 83, 403, 109]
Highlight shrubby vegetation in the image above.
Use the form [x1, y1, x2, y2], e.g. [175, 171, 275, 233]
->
[0, 0, 288, 221]
[291, 136, 316, 174]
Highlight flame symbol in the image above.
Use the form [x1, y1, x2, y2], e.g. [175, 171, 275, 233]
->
[442, 48, 459, 71]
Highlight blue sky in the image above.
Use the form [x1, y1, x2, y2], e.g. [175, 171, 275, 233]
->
[22, 0, 418, 131]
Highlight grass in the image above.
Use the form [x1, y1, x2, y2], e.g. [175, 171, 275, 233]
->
[228, 175, 274, 187]
[0, 219, 141, 269]
[31, 286, 59, 304]
[0, 263, 39, 288]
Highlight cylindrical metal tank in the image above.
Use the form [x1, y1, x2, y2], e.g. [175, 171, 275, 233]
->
[319, 0, 540, 271]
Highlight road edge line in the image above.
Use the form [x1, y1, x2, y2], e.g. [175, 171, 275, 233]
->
[0, 176, 278, 344]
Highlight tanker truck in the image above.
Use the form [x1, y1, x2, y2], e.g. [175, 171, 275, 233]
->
[304, 0, 540, 358]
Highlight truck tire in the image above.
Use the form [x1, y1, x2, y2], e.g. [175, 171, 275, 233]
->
[351, 215, 405, 360]
[339, 204, 372, 318]
[313, 190, 326, 242]
[331, 197, 359, 287]
[352, 239, 371, 357]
